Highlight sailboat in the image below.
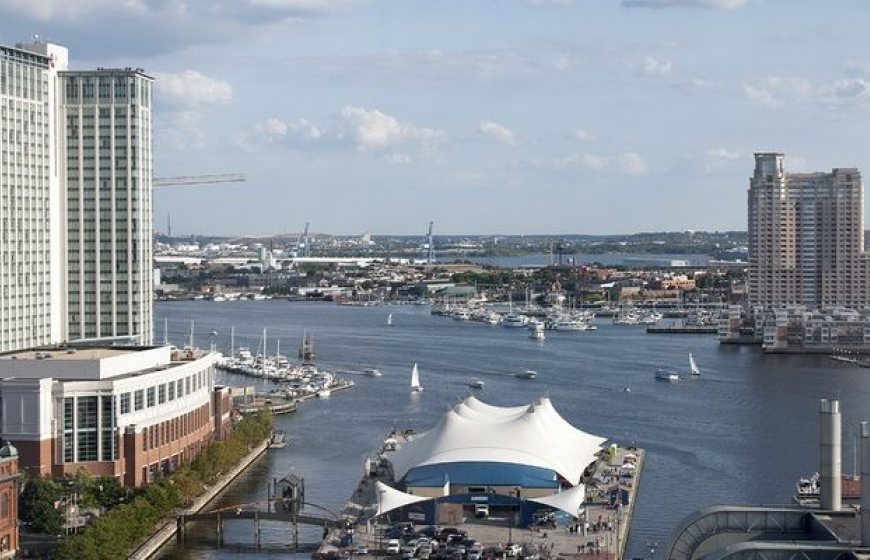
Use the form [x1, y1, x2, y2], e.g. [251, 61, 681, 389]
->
[410, 363, 423, 392]
[689, 353, 700, 377]
[299, 330, 316, 364]
[387, 313, 393, 327]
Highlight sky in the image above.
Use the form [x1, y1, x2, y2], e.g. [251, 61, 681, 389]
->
[2, 0, 870, 236]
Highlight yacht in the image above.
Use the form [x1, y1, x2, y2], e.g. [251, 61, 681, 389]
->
[269, 429, 288, 449]
[468, 379, 485, 389]
[796, 472, 820, 498]
[552, 319, 592, 331]
[318, 388, 332, 398]
[363, 368, 383, 378]
[515, 369, 538, 380]
[502, 314, 528, 328]
[655, 368, 680, 382]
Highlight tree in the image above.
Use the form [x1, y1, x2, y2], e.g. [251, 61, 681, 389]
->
[20, 477, 65, 535]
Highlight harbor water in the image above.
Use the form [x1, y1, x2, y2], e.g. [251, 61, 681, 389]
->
[154, 300, 870, 559]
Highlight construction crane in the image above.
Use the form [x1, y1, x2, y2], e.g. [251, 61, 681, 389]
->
[153, 173, 245, 187]
[153, 173, 245, 236]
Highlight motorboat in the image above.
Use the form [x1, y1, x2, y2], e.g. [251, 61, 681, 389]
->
[515, 369, 538, 380]
[269, 429, 288, 449]
[655, 368, 680, 382]
[529, 321, 546, 341]
[796, 472, 820, 497]
[502, 314, 528, 328]
[552, 319, 592, 331]
[318, 389, 332, 398]
[411, 362, 424, 392]
[468, 379, 485, 389]
[387, 313, 393, 327]
[363, 368, 383, 378]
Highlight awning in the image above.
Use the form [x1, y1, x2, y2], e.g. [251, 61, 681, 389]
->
[527, 485, 586, 518]
[374, 481, 433, 517]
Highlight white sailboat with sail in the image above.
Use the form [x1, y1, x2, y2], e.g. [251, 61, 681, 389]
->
[387, 313, 393, 327]
[410, 362, 423, 392]
[689, 352, 700, 377]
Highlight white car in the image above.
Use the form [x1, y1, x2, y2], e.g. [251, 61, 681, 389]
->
[505, 543, 522, 557]
[387, 539, 401, 554]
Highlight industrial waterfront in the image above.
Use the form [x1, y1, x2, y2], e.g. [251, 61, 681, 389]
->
[153, 300, 870, 559]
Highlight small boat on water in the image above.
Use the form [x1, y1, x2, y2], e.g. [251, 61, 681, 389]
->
[529, 321, 546, 341]
[269, 429, 288, 449]
[689, 353, 700, 377]
[411, 362, 424, 392]
[655, 368, 680, 382]
[796, 472, 820, 498]
[468, 379, 485, 389]
[387, 313, 393, 327]
[515, 369, 538, 380]
[318, 388, 332, 398]
[363, 368, 383, 378]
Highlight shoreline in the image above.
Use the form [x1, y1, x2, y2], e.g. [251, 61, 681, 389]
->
[127, 439, 270, 560]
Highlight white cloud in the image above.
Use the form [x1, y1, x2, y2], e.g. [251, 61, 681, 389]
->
[622, 0, 748, 8]
[638, 56, 672, 76]
[254, 117, 322, 142]
[239, 106, 442, 158]
[0, 0, 146, 20]
[565, 153, 611, 170]
[617, 152, 649, 175]
[152, 70, 233, 109]
[572, 129, 596, 141]
[704, 147, 741, 172]
[742, 76, 870, 109]
[478, 121, 518, 146]
[339, 105, 444, 151]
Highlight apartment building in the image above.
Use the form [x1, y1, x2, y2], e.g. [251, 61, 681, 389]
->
[748, 152, 870, 309]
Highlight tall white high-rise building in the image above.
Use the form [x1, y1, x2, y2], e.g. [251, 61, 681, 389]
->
[0, 41, 154, 351]
[0, 42, 69, 352]
[61, 69, 153, 344]
[748, 152, 870, 309]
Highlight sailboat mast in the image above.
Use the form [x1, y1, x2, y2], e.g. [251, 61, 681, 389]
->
[189, 320, 194, 349]
[163, 317, 168, 346]
[230, 326, 235, 357]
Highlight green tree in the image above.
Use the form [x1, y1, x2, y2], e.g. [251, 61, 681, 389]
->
[20, 477, 65, 535]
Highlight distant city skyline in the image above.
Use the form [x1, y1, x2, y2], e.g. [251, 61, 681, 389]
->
[3, 1, 870, 235]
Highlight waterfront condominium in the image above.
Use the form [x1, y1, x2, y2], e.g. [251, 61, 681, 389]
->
[61, 68, 154, 344]
[0, 43, 68, 352]
[748, 152, 870, 309]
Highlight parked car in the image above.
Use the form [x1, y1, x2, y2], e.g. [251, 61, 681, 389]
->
[505, 543, 522, 557]
[354, 544, 369, 555]
[474, 504, 490, 518]
[467, 550, 482, 560]
[387, 539, 402, 554]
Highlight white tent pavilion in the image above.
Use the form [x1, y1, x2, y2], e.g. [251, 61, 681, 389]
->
[373, 481, 433, 517]
[388, 395, 606, 486]
[527, 484, 587, 518]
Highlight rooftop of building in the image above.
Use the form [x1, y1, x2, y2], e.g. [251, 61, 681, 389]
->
[0, 347, 132, 361]
[59, 67, 153, 79]
[0, 345, 212, 382]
